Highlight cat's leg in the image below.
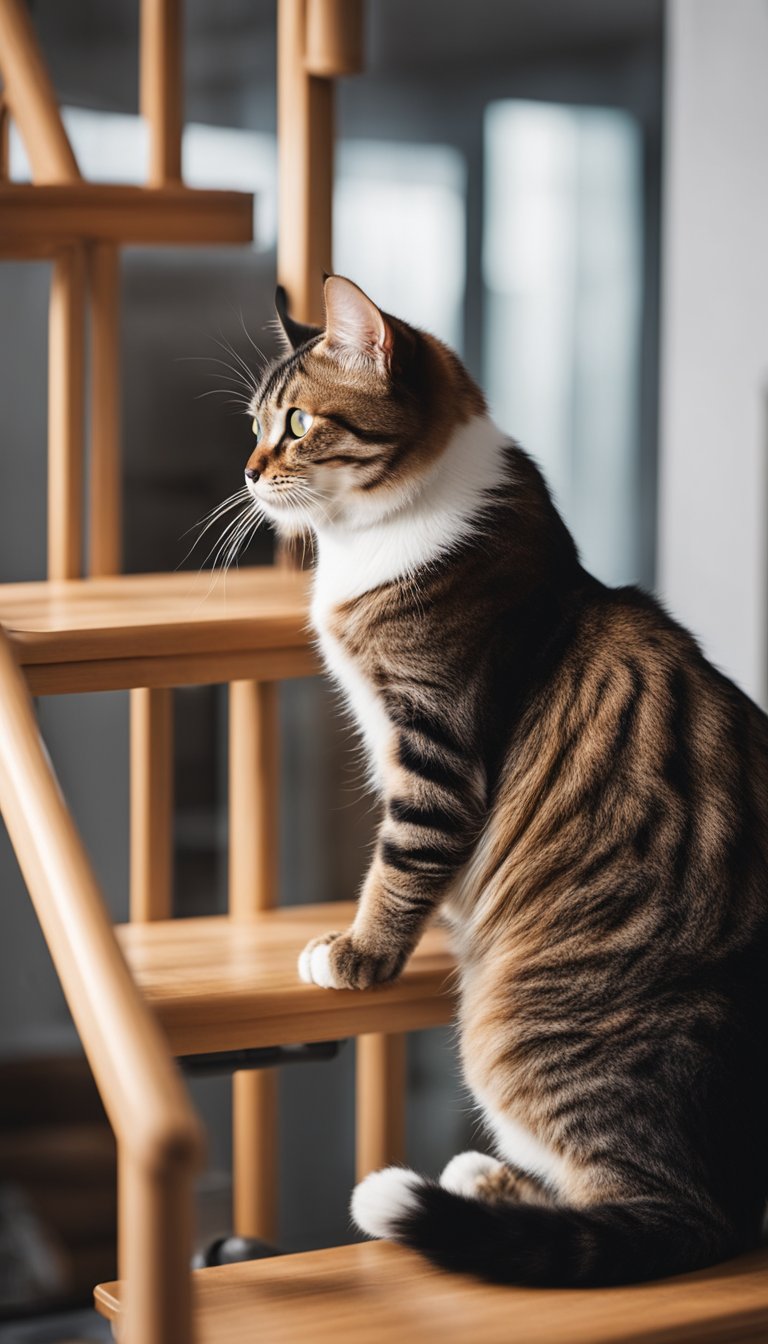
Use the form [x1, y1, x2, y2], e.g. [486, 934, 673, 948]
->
[439, 1152, 554, 1208]
[299, 717, 484, 989]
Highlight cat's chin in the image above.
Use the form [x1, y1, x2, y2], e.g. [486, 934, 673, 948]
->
[263, 509, 315, 541]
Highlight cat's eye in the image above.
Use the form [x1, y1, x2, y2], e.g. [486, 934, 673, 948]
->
[288, 408, 313, 439]
[251, 416, 262, 443]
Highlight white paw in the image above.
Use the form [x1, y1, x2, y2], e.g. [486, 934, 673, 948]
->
[297, 941, 339, 989]
[351, 1167, 424, 1240]
[439, 1150, 504, 1200]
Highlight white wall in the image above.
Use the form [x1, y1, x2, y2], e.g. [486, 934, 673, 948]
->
[659, 0, 768, 703]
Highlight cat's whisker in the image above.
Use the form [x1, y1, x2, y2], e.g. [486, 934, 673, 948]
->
[177, 354, 257, 400]
[215, 503, 264, 577]
[200, 503, 256, 576]
[211, 331, 260, 397]
[175, 493, 252, 572]
[180, 486, 250, 542]
[236, 306, 270, 370]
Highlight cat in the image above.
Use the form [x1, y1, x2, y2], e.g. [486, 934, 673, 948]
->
[242, 275, 768, 1287]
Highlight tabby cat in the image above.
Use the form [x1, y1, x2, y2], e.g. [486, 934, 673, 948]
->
[241, 275, 768, 1287]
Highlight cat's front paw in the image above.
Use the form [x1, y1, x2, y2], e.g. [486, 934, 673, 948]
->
[297, 930, 404, 990]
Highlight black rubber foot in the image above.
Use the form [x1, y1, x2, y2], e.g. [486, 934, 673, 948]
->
[193, 1235, 283, 1269]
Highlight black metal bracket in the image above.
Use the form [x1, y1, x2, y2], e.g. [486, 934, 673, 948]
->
[179, 1039, 345, 1077]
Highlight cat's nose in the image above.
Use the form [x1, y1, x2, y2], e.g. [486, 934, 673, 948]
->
[245, 466, 260, 482]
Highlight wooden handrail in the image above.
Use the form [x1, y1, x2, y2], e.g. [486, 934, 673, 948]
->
[0, 625, 203, 1343]
[0, 0, 79, 183]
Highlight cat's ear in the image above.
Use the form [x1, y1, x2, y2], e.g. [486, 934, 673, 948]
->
[274, 285, 323, 352]
[323, 276, 393, 369]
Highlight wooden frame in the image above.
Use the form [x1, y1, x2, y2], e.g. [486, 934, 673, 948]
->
[0, 0, 407, 1333]
[0, 627, 203, 1344]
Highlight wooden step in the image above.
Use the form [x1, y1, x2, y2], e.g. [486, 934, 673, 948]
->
[0, 566, 318, 693]
[95, 1239, 768, 1344]
[0, 182, 253, 250]
[116, 902, 455, 1055]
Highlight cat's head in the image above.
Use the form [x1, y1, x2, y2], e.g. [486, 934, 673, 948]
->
[244, 276, 485, 535]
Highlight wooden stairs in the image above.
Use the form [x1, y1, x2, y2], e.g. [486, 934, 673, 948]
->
[1, 2, 767, 1342]
[95, 1242, 768, 1344]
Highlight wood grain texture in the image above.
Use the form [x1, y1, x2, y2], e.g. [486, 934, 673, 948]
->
[0, 629, 202, 1168]
[0, 628, 202, 1342]
[1, 567, 313, 665]
[0, 182, 253, 244]
[356, 1033, 406, 1179]
[22, 645, 319, 696]
[229, 680, 281, 1243]
[305, 0, 364, 76]
[277, 0, 333, 325]
[0, 0, 80, 183]
[140, 0, 183, 186]
[47, 247, 86, 580]
[95, 1240, 768, 1344]
[232, 1068, 278, 1243]
[228, 680, 280, 917]
[87, 242, 122, 577]
[130, 687, 174, 922]
[116, 902, 455, 1055]
[0, 95, 9, 181]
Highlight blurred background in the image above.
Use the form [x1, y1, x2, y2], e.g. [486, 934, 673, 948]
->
[2, 0, 767, 1336]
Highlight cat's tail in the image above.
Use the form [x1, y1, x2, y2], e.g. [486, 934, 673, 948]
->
[350, 1165, 733, 1287]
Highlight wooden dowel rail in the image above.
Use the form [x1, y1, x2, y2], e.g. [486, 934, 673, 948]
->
[0, 626, 203, 1343]
[88, 241, 122, 577]
[0, 91, 9, 181]
[305, 0, 365, 77]
[0, 0, 80, 184]
[356, 1032, 406, 1180]
[277, 0, 333, 326]
[48, 245, 86, 581]
[130, 686, 174, 922]
[229, 679, 281, 1243]
[141, 0, 183, 186]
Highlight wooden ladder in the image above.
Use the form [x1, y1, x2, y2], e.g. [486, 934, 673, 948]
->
[0, 3, 767, 1342]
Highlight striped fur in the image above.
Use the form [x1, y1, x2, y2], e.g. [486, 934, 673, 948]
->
[243, 277, 768, 1286]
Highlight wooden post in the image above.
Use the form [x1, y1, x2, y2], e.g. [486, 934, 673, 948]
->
[0, 627, 203, 1344]
[277, 0, 333, 325]
[48, 247, 86, 581]
[305, 0, 364, 77]
[88, 243, 122, 577]
[0, 94, 9, 181]
[130, 687, 174, 923]
[140, 0, 183, 186]
[0, 0, 79, 183]
[356, 1033, 406, 1180]
[229, 679, 280, 1242]
[278, 0, 405, 1192]
[133, 0, 182, 940]
[121, 1150, 194, 1344]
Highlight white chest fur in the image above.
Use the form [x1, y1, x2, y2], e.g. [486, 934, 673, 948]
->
[309, 415, 508, 791]
[313, 618, 391, 792]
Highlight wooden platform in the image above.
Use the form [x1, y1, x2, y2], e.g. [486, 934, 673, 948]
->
[116, 902, 456, 1056]
[94, 1239, 768, 1344]
[0, 567, 319, 693]
[0, 182, 253, 249]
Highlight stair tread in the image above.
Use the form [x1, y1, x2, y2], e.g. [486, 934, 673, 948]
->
[0, 567, 318, 692]
[94, 1239, 768, 1344]
[116, 902, 456, 1055]
[0, 181, 253, 248]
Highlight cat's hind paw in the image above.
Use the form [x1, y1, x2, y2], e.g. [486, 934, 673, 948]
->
[439, 1151, 505, 1200]
[351, 1167, 425, 1240]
